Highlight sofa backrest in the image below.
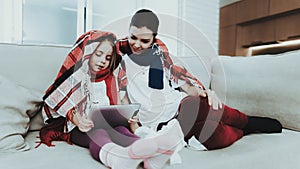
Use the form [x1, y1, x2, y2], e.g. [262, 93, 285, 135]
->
[0, 43, 71, 93]
[0, 43, 215, 93]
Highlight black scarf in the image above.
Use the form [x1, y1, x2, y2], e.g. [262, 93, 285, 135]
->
[128, 46, 164, 89]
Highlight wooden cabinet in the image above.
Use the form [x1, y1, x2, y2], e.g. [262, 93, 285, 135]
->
[270, 0, 300, 15]
[275, 12, 300, 40]
[220, 3, 237, 27]
[219, 3, 238, 56]
[237, 19, 276, 47]
[236, 0, 269, 23]
[219, 25, 236, 56]
[219, 0, 300, 56]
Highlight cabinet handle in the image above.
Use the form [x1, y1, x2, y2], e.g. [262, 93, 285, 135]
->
[241, 41, 262, 48]
[242, 41, 277, 48]
[288, 35, 300, 40]
[251, 41, 263, 46]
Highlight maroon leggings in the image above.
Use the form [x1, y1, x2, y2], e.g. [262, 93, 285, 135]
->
[177, 96, 248, 150]
[70, 109, 139, 162]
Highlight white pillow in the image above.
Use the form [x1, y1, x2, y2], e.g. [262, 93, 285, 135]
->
[211, 50, 300, 131]
[0, 75, 41, 152]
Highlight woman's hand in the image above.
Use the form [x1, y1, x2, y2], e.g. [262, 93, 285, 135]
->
[205, 89, 223, 110]
[180, 83, 223, 110]
[128, 116, 139, 133]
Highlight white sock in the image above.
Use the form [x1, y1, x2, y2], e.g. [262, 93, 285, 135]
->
[99, 143, 142, 169]
[99, 139, 158, 169]
[152, 119, 184, 152]
[99, 120, 184, 169]
[144, 153, 171, 169]
[143, 119, 184, 169]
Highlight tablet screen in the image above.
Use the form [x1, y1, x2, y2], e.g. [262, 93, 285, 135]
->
[88, 103, 141, 122]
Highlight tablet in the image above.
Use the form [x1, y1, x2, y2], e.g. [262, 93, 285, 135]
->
[88, 103, 141, 120]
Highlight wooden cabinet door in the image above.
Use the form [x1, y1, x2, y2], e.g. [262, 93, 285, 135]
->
[236, 0, 269, 23]
[276, 12, 300, 41]
[220, 3, 237, 27]
[237, 19, 276, 47]
[219, 25, 236, 56]
[270, 0, 300, 15]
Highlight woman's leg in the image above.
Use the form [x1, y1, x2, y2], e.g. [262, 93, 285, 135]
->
[243, 116, 282, 135]
[192, 120, 243, 150]
[177, 96, 248, 139]
[180, 96, 282, 134]
[177, 96, 282, 146]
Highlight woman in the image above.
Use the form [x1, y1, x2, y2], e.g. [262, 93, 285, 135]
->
[38, 30, 183, 169]
[116, 9, 282, 150]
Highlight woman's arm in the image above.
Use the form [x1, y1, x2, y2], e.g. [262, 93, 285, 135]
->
[180, 83, 206, 96]
[180, 83, 223, 110]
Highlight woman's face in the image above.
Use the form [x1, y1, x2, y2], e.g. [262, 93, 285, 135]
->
[89, 40, 113, 72]
[128, 26, 154, 54]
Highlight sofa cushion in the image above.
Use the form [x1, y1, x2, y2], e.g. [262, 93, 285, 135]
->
[211, 50, 300, 131]
[1, 129, 299, 169]
[0, 75, 42, 152]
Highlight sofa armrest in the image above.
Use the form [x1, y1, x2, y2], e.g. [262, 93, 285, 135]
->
[211, 50, 300, 131]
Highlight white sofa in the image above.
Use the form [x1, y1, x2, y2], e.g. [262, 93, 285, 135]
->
[0, 43, 299, 169]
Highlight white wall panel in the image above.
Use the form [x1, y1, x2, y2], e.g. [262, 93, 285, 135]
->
[179, 0, 219, 56]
